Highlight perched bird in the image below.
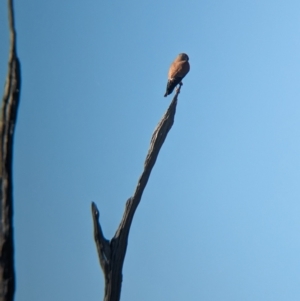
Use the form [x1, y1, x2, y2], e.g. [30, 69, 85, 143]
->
[164, 53, 190, 97]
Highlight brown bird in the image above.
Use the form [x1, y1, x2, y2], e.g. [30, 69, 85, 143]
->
[164, 53, 190, 97]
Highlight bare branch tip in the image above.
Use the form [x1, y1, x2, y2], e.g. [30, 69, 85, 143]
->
[91, 202, 99, 217]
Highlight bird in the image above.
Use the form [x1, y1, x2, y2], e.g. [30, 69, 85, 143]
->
[164, 53, 190, 97]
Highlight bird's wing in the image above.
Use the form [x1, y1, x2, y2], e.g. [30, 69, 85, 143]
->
[168, 60, 190, 79]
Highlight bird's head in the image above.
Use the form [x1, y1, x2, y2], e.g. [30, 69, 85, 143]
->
[178, 53, 189, 61]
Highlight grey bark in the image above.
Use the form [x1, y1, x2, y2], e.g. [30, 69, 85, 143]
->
[0, 0, 21, 300]
[92, 84, 183, 301]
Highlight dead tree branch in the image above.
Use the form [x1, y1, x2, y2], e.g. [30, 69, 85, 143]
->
[92, 83, 183, 301]
[0, 0, 21, 300]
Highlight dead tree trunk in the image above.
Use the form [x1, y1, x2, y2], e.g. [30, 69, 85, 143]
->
[92, 84, 183, 301]
[0, 0, 21, 300]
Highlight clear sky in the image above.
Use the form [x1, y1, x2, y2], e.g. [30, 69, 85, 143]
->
[1, 0, 300, 300]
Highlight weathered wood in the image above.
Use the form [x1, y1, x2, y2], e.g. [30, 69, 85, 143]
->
[92, 84, 183, 301]
[0, 1, 21, 300]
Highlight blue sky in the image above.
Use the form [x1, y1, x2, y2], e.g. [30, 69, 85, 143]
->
[1, 0, 300, 300]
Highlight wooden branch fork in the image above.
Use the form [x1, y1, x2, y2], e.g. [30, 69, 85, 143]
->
[91, 83, 183, 301]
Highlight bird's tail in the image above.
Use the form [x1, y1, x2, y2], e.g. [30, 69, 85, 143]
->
[164, 78, 182, 97]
